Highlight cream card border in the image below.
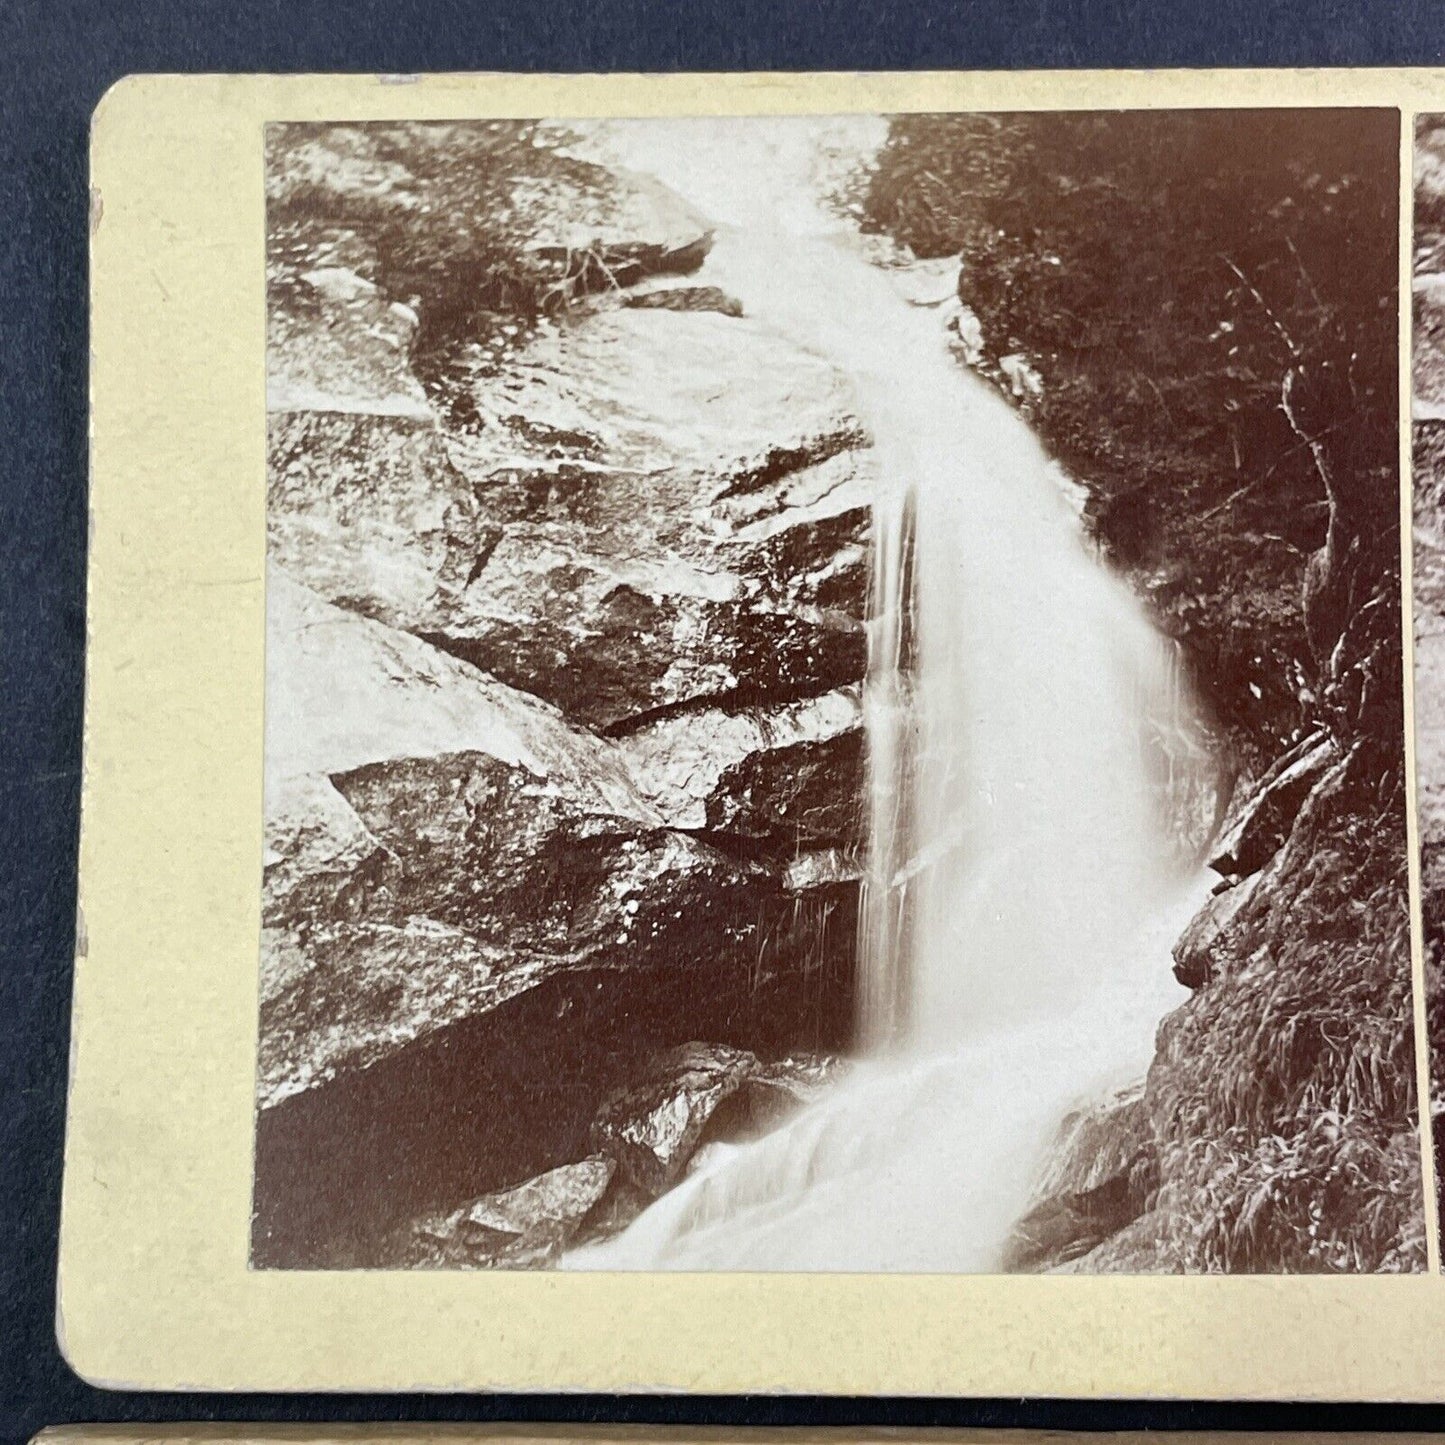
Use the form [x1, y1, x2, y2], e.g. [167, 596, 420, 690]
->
[63, 68, 1445, 1398]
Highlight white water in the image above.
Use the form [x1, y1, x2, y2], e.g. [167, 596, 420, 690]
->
[566, 117, 1211, 1271]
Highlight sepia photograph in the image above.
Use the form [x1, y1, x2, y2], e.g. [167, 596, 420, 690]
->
[1414, 114, 1445, 1247]
[252, 108, 1423, 1274]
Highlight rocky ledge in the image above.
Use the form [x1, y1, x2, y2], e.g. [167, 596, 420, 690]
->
[254, 124, 874, 1267]
[399, 1043, 844, 1268]
[1010, 729, 1420, 1275]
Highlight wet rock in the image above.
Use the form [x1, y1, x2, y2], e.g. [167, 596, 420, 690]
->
[1208, 731, 1336, 877]
[623, 284, 744, 318]
[784, 848, 865, 892]
[616, 688, 862, 839]
[267, 269, 877, 731]
[515, 150, 714, 281]
[259, 573, 862, 1112]
[257, 129, 877, 1262]
[742, 1053, 846, 1120]
[329, 748, 776, 963]
[999, 352, 1043, 400]
[707, 727, 865, 850]
[590, 1042, 841, 1197]
[261, 569, 652, 822]
[425, 583, 868, 735]
[263, 743, 818, 1113]
[1171, 872, 1262, 990]
[591, 1042, 762, 1195]
[734, 504, 872, 616]
[406, 1155, 616, 1268]
[266, 408, 469, 616]
[1003, 1084, 1157, 1273]
[265, 128, 878, 733]
[258, 571, 664, 1105]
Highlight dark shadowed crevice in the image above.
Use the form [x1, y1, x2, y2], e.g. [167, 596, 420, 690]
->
[251, 889, 858, 1269]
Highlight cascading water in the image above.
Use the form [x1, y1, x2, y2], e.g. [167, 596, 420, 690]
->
[565, 116, 1213, 1271]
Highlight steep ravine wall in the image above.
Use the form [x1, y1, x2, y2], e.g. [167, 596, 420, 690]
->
[255, 125, 876, 1267]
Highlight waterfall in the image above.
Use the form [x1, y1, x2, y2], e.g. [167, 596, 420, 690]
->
[565, 117, 1212, 1271]
[856, 480, 917, 1052]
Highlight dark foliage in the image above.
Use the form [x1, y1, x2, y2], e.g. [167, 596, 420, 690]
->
[862, 110, 1400, 774]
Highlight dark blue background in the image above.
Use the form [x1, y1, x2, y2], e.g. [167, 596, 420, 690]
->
[6, 1, 1445, 1439]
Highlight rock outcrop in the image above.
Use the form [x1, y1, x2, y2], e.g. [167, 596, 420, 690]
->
[1002, 1085, 1157, 1273]
[269, 297, 875, 733]
[988, 154, 1421, 1273]
[254, 123, 875, 1267]
[393, 1041, 840, 1267]
[405, 1156, 618, 1269]
[591, 1041, 842, 1197]
[1020, 726, 1419, 1274]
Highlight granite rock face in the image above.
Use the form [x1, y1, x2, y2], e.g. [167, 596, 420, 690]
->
[269, 299, 875, 733]
[254, 124, 874, 1267]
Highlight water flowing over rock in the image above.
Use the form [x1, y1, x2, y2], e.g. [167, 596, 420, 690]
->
[255, 116, 1421, 1276]
[591, 1042, 842, 1197]
[564, 116, 1221, 1274]
[1002, 1084, 1157, 1273]
[255, 563, 862, 1264]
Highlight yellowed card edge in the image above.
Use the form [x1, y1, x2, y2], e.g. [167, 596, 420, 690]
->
[62, 68, 1445, 1400]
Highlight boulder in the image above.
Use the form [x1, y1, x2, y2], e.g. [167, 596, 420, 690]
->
[1208, 731, 1336, 877]
[616, 687, 862, 839]
[267, 121, 714, 314]
[1002, 1083, 1157, 1273]
[784, 848, 865, 892]
[590, 1042, 762, 1196]
[257, 570, 664, 1105]
[260, 574, 863, 1112]
[406, 1155, 617, 1268]
[589, 1042, 842, 1197]
[267, 275, 876, 732]
[1171, 871, 1262, 990]
[513, 157, 713, 273]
